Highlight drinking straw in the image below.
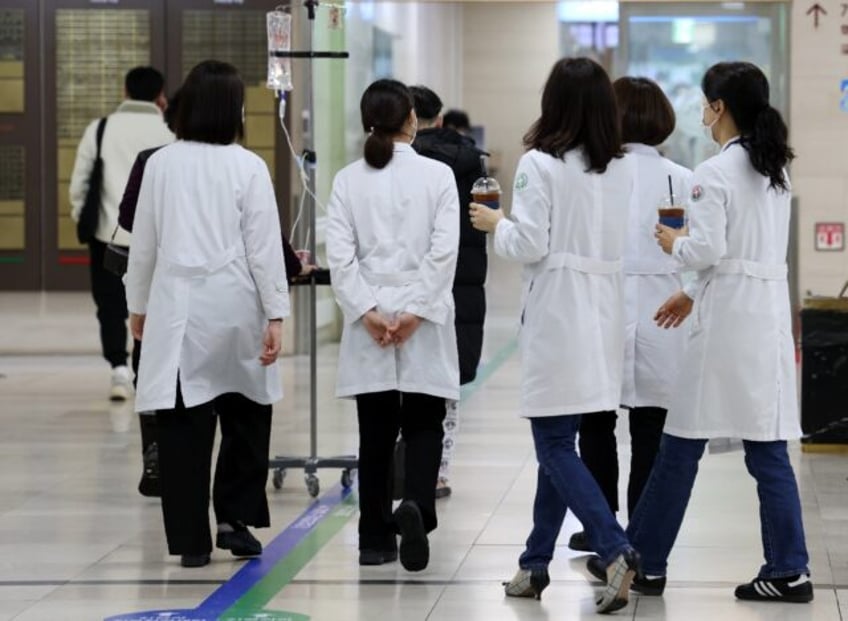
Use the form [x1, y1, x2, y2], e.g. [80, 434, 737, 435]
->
[667, 174, 674, 205]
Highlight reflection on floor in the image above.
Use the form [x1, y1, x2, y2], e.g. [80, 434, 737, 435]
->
[0, 260, 846, 620]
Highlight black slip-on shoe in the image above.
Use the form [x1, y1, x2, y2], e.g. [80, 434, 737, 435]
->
[734, 574, 813, 603]
[435, 484, 452, 499]
[181, 553, 211, 568]
[394, 501, 429, 572]
[587, 555, 606, 582]
[568, 530, 592, 552]
[216, 525, 262, 557]
[359, 544, 398, 566]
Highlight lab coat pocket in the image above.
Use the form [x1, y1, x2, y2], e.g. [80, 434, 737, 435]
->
[520, 279, 536, 328]
[691, 279, 713, 335]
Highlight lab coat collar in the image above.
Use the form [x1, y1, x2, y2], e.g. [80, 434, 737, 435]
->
[625, 143, 660, 157]
[721, 136, 742, 152]
[393, 141, 415, 153]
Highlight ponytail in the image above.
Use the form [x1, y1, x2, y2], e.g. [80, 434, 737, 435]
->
[364, 130, 394, 169]
[359, 79, 413, 170]
[743, 105, 794, 192]
[702, 62, 794, 193]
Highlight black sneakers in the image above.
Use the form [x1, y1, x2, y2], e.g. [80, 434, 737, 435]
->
[735, 575, 814, 603]
[586, 555, 666, 596]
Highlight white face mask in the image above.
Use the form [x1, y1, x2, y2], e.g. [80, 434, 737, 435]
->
[701, 118, 718, 143]
[701, 103, 718, 143]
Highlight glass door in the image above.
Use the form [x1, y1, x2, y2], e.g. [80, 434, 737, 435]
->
[617, 1, 790, 169]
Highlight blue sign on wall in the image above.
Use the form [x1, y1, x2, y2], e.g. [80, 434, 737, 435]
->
[841, 79, 848, 112]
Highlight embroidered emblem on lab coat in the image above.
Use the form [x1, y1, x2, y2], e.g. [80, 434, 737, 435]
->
[691, 185, 704, 202]
[515, 172, 529, 191]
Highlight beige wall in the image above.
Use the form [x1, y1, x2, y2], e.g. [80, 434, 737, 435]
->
[790, 1, 848, 298]
[461, 2, 560, 207]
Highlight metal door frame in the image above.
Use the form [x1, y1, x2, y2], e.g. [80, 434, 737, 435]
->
[0, 1, 41, 289]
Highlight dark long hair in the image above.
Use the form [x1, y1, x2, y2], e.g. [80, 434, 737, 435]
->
[360, 79, 413, 169]
[613, 77, 675, 146]
[523, 57, 623, 173]
[702, 62, 793, 191]
[177, 60, 244, 145]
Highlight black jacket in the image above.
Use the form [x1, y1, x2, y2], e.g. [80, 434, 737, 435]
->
[413, 128, 488, 384]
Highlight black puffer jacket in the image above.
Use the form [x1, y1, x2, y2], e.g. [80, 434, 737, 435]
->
[413, 128, 487, 385]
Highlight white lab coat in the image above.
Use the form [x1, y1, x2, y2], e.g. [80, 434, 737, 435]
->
[125, 141, 290, 412]
[494, 148, 636, 417]
[621, 144, 692, 409]
[667, 139, 800, 441]
[326, 143, 460, 400]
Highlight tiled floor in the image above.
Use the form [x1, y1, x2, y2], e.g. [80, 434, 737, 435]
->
[0, 260, 846, 620]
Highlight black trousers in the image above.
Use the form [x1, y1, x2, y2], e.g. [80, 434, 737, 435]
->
[88, 239, 128, 368]
[156, 388, 272, 555]
[356, 390, 446, 550]
[578, 407, 667, 518]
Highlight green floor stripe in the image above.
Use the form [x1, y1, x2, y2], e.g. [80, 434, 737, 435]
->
[223, 495, 358, 617]
[223, 336, 518, 618]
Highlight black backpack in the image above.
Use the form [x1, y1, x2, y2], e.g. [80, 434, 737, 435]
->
[76, 117, 107, 244]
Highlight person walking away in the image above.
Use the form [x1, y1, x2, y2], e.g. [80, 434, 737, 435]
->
[621, 61, 813, 603]
[470, 57, 640, 614]
[410, 85, 488, 499]
[125, 60, 289, 568]
[572, 77, 692, 554]
[69, 66, 174, 401]
[326, 79, 460, 572]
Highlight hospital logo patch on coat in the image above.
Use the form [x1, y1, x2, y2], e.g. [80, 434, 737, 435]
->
[691, 185, 704, 202]
[515, 173, 529, 191]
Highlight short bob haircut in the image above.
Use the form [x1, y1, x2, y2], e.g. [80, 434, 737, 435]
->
[613, 77, 676, 146]
[523, 57, 622, 173]
[177, 60, 244, 145]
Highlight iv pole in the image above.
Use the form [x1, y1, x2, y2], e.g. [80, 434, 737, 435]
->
[269, 0, 355, 498]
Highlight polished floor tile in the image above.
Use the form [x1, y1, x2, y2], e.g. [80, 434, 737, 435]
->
[0, 259, 845, 620]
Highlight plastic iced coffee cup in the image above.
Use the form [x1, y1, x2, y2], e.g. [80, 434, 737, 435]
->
[658, 198, 685, 229]
[471, 176, 502, 209]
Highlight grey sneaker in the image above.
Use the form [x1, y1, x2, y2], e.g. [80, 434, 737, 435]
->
[595, 549, 640, 614]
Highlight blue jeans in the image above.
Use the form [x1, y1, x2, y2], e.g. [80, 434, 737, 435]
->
[519, 415, 632, 570]
[626, 433, 810, 579]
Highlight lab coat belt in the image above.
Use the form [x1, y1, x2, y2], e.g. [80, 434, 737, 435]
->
[536, 252, 622, 275]
[623, 258, 679, 275]
[161, 245, 244, 278]
[360, 268, 417, 287]
[714, 259, 787, 281]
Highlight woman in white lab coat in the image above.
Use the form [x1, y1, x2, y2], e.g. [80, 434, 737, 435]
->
[623, 62, 812, 603]
[326, 79, 459, 573]
[572, 78, 692, 553]
[470, 58, 639, 614]
[126, 60, 290, 569]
